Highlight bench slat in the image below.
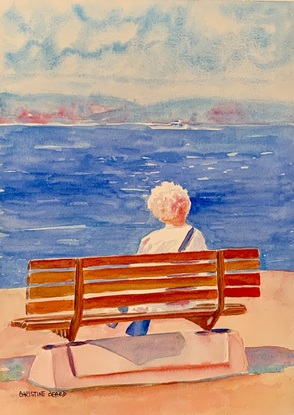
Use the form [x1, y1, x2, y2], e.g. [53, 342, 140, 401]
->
[84, 289, 218, 310]
[225, 259, 260, 271]
[26, 322, 71, 331]
[12, 314, 74, 324]
[27, 271, 75, 284]
[29, 258, 76, 270]
[224, 273, 260, 286]
[14, 320, 72, 331]
[83, 262, 217, 281]
[84, 276, 217, 295]
[27, 299, 74, 314]
[82, 308, 216, 325]
[223, 248, 259, 259]
[224, 287, 260, 297]
[82, 251, 217, 267]
[28, 284, 75, 299]
[80, 303, 247, 326]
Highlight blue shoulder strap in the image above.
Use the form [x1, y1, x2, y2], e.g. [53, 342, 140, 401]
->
[178, 227, 194, 252]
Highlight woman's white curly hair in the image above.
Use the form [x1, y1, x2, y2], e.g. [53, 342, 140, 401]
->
[147, 181, 191, 223]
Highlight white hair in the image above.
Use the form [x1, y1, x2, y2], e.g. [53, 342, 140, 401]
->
[147, 181, 191, 222]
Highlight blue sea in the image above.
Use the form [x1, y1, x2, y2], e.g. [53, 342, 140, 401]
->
[0, 124, 293, 288]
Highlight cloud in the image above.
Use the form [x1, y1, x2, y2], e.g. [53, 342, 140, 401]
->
[221, 2, 294, 69]
[3, 2, 293, 72]
[0, 1, 293, 102]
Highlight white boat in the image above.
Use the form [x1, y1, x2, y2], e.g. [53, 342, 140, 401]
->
[150, 120, 191, 129]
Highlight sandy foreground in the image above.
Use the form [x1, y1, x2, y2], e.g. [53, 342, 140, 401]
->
[0, 270, 293, 415]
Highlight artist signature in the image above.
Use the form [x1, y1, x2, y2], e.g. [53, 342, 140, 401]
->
[19, 390, 67, 398]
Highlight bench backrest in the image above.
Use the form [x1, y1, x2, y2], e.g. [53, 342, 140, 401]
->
[26, 249, 260, 320]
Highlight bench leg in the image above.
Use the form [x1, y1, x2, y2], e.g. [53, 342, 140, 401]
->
[186, 314, 221, 331]
[68, 326, 80, 342]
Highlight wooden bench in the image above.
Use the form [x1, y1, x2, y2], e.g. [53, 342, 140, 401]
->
[11, 248, 260, 342]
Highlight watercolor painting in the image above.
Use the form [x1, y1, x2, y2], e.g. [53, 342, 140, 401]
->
[0, 0, 294, 414]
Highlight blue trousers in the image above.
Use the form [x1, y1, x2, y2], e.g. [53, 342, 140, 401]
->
[107, 307, 150, 336]
[125, 320, 150, 336]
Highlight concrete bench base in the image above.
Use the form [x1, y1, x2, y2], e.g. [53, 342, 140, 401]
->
[29, 329, 248, 390]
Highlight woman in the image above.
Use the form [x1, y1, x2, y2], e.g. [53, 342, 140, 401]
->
[138, 181, 207, 255]
[113, 181, 207, 336]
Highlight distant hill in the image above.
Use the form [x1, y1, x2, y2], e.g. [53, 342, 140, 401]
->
[0, 93, 293, 125]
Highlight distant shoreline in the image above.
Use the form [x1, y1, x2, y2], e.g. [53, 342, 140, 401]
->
[0, 122, 293, 128]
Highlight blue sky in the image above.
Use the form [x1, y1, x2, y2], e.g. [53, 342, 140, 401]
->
[0, 0, 293, 104]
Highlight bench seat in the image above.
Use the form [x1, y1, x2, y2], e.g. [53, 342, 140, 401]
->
[80, 303, 247, 325]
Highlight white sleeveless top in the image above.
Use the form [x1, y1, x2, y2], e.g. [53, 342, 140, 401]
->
[137, 223, 207, 254]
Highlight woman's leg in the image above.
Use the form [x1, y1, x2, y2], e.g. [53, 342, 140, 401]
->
[125, 320, 150, 336]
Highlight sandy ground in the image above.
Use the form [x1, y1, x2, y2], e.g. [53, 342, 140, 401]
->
[0, 270, 293, 415]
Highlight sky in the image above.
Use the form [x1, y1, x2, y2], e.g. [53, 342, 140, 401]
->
[0, 0, 294, 105]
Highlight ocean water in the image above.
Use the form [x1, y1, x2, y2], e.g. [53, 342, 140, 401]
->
[0, 124, 293, 288]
